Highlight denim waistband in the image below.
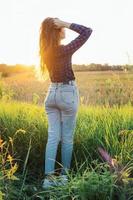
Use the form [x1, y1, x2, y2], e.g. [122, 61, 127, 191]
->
[50, 80, 77, 87]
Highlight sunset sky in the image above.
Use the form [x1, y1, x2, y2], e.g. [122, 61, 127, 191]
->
[0, 0, 132, 66]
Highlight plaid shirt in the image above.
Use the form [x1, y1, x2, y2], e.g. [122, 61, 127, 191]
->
[47, 23, 93, 82]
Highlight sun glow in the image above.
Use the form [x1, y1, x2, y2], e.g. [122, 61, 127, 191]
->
[0, 0, 133, 66]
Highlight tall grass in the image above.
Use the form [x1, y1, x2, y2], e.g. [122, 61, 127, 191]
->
[0, 100, 133, 199]
[0, 100, 133, 172]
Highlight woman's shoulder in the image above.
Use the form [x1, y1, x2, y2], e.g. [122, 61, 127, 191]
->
[54, 45, 66, 57]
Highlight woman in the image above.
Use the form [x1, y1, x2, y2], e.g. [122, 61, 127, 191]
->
[39, 17, 93, 188]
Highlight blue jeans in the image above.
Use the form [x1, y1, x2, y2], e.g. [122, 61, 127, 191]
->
[44, 80, 79, 175]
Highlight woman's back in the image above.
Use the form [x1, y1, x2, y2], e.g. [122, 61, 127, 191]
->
[46, 23, 93, 82]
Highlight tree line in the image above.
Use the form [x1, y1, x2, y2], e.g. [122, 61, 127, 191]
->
[73, 63, 133, 71]
[0, 63, 133, 78]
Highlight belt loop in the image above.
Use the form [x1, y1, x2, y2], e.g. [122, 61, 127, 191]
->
[71, 80, 73, 85]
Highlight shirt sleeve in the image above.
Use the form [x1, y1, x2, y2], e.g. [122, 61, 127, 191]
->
[59, 23, 93, 56]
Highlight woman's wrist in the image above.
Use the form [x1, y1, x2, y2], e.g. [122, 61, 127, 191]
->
[60, 21, 72, 29]
[53, 18, 72, 29]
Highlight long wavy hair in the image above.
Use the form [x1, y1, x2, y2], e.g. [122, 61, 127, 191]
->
[39, 17, 62, 78]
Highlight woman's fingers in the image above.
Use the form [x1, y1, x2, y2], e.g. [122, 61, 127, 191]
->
[53, 18, 62, 29]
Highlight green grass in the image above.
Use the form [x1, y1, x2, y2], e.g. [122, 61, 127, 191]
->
[0, 100, 133, 199]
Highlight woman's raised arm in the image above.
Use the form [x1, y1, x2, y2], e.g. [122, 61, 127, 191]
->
[53, 18, 93, 55]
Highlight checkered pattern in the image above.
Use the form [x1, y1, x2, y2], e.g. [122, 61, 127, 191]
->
[48, 23, 93, 82]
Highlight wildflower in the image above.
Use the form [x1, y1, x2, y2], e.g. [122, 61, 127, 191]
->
[0, 138, 3, 146]
[7, 154, 13, 164]
[0, 136, 6, 149]
[6, 163, 18, 179]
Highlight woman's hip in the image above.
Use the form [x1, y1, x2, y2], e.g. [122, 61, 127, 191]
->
[44, 82, 80, 111]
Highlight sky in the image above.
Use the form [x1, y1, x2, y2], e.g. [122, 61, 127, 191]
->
[0, 0, 133, 66]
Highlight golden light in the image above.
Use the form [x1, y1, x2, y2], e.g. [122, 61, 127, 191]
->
[0, 0, 132, 66]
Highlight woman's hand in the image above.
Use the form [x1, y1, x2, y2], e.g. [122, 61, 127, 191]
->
[53, 18, 71, 29]
[53, 18, 65, 29]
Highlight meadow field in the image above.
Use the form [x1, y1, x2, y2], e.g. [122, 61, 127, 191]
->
[0, 69, 133, 199]
[1, 69, 133, 106]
